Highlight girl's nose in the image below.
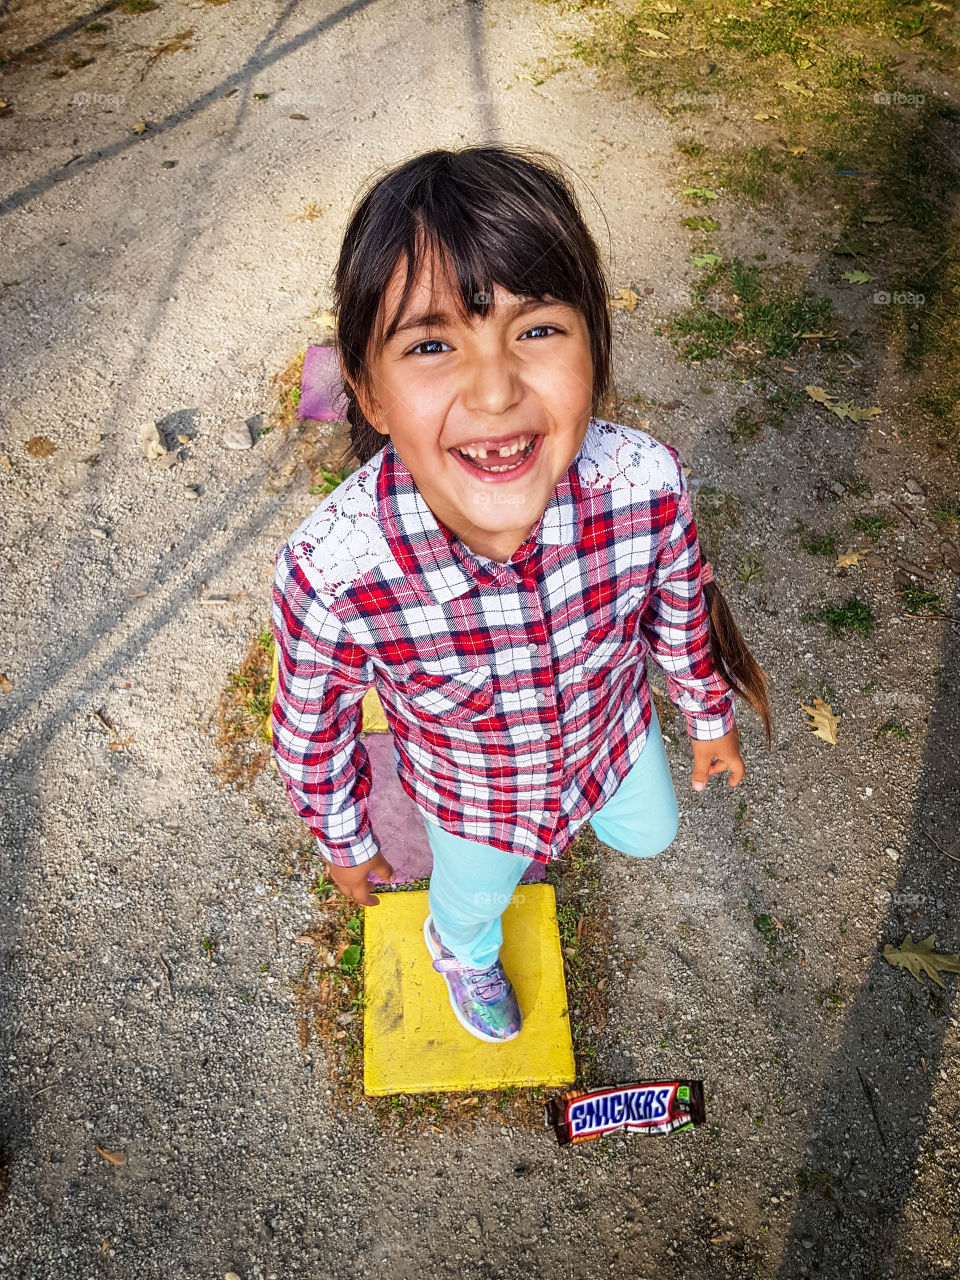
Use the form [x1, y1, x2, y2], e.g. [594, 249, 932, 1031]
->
[460, 346, 523, 416]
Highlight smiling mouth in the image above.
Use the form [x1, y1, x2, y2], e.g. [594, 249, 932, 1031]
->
[451, 436, 538, 473]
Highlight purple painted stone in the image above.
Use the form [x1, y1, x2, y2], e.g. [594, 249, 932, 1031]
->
[363, 730, 545, 887]
[299, 344, 347, 422]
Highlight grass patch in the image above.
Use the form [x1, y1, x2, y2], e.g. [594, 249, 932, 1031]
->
[269, 350, 306, 432]
[849, 513, 896, 541]
[802, 532, 837, 557]
[875, 718, 910, 741]
[931, 498, 960, 529]
[729, 405, 764, 445]
[899, 583, 943, 614]
[666, 258, 836, 369]
[214, 626, 275, 787]
[805, 596, 877, 637]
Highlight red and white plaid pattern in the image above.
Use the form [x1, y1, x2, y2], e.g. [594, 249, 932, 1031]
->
[271, 417, 735, 868]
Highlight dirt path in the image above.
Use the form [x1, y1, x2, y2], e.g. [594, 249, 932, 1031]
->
[1, 2, 958, 1277]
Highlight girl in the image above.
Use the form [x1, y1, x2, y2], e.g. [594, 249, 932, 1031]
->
[272, 144, 772, 1045]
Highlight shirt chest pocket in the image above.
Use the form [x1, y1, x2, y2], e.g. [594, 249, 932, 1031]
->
[397, 664, 495, 725]
[569, 609, 644, 694]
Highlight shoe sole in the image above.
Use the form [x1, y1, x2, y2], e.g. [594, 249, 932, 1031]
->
[423, 914, 521, 1044]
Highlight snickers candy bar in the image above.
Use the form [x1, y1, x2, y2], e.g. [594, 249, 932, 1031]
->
[544, 1080, 706, 1146]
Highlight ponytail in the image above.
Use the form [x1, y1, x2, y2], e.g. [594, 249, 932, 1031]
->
[700, 562, 774, 749]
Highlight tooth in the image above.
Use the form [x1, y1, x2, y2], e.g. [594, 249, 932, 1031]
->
[464, 446, 477, 458]
[499, 444, 513, 457]
[476, 446, 487, 458]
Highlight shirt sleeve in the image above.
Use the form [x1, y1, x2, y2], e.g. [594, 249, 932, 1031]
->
[638, 449, 736, 741]
[271, 541, 380, 868]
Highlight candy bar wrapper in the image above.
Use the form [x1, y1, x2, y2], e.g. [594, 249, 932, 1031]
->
[544, 1080, 706, 1146]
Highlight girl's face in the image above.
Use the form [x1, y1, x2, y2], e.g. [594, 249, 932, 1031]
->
[351, 253, 595, 564]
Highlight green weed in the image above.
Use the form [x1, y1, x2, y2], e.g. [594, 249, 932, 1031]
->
[806, 597, 877, 637]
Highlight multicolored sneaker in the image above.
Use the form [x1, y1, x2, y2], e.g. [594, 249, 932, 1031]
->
[423, 914, 522, 1043]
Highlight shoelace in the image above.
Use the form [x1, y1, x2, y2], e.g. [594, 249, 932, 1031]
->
[433, 955, 507, 1004]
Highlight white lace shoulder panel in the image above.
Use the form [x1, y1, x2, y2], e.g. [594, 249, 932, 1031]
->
[578, 417, 682, 496]
[284, 454, 394, 602]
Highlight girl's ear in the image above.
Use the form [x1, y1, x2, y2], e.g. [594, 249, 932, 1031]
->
[340, 363, 388, 435]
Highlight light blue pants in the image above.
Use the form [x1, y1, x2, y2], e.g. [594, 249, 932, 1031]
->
[423, 704, 679, 969]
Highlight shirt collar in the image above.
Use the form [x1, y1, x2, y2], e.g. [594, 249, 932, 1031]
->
[378, 435, 583, 604]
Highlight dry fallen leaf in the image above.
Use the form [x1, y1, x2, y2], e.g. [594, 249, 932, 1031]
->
[805, 385, 882, 423]
[836, 549, 869, 567]
[0, 673, 12, 693]
[25, 435, 56, 458]
[841, 269, 875, 284]
[883, 933, 960, 989]
[800, 697, 840, 746]
[96, 1145, 127, 1166]
[608, 287, 642, 311]
[131, 120, 148, 135]
[778, 81, 815, 98]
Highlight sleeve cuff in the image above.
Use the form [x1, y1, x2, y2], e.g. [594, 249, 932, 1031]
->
[314, 829, 381, 870]
[684, 703, 737, 741]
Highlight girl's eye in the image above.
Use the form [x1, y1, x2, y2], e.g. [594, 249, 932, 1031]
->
[406, 324, 562, 356]
[407, 338, 450, 356]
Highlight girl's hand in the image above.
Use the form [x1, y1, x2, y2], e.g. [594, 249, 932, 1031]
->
[323, 851, 395, 906]
[690, 726, 745, 790]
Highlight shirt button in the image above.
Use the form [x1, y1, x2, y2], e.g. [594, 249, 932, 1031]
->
[527, 643, 539, 653]
[536, 692, 546, 703]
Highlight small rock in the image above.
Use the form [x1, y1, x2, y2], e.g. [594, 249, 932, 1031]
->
[177, 433, 191, 445]
[828, 480, 846, 499]
[904, 477, 925, 495]
[91, 527, 109, 539]
[698, 61, 716, 76]
[183, 484, 201, 500]
[801, 1237, 815, 1249]
[225, 1273, 242, 1280]
[223, 419, 254, 451]
[140, 422, 168, 461]
[886, 847, 899, 861]
[161, 160, 178, 169]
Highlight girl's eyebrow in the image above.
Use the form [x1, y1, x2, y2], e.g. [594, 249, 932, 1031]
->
[390, 295, 569, 340]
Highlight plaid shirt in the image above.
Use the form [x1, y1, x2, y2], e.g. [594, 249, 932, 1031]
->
[271, 417, 735, 868]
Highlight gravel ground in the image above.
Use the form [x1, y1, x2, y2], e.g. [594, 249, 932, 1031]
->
[1, 2, 958, 1278]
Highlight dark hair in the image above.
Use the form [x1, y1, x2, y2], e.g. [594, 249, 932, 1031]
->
[329, 144, 772, 749]
[702, 580, 774, 749]
[330, 143, 614, 470]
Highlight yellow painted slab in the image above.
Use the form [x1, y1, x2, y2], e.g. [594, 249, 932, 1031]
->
[363, 884, 575, 1095]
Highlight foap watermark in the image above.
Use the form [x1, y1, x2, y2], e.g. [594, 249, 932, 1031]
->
[473, 890, 525, 908]
[471, 490, 526, 507]
[673, 90, 726, 108]
[874, 889, 927, 908]
[667, 288, 725, 309]
[72, 89, 126, 108]
[73, 290, 124, 307]
[873, 291, 925, 307]
[873, 91, 925, 108]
